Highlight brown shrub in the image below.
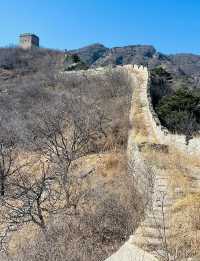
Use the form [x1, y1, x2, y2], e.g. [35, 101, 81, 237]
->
[6, 195, 139, 261]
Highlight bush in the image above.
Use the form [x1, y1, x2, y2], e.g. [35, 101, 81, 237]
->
[7, 196, 138, 261]
[155, 88, 200, 135]
[150, 67, 173, 107]
[151, 66, 172, 78]
[72, 53, 81, 63]
[64, 53, 88, 71]
[0, 47, 62, 74]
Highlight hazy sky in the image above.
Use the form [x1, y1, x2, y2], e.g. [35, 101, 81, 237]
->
[0, 0, 199, 54]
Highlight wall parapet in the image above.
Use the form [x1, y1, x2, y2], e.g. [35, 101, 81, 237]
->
[60, 63, 200, 155]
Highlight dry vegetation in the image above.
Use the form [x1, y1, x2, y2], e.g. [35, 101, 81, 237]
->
[0, 150, 142, 261]
[0, 47, 142, 260]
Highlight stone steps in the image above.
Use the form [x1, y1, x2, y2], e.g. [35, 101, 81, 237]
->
[141, 219, 170, 230]
[108, 66, 200, 261]
[130, 234, 165, 252]
[106, 66, 200, 261]
[134, 225, 171, 239]
[133, 66, 200, 259]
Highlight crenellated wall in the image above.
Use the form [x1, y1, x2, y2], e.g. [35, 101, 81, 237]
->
[119, 63, 200, 155]
[119, 64, 200, 156]
[105, 64, 158, 261]
[61, 64, 200, 157]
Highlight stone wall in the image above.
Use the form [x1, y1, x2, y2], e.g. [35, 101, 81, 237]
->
[125, 65, 153, 203]
[120, 63, 200, 156]
[123, 62, 200, 155]
[105, 64, 158, 261]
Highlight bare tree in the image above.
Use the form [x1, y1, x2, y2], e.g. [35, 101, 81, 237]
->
[1, 162, 60, 233]
[0, 140, 25, 196]
[33, 111, 91, 186]
[0, 108, 96, 246]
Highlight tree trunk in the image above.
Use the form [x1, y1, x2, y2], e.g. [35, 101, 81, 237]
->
[0, 174, 5, 196]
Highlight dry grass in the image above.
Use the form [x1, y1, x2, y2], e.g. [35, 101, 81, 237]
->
[132, 92, 149, 141]
[9, 224, 39, 256]
[139, 144, 200, 257]
[169, 193, 200, 257]
[172, 192, 200, 212]
[4, 146, 142, 261]
[96, 151, 126, 178]
[130, 82, 158, 144]
[141, 145, 200, 171]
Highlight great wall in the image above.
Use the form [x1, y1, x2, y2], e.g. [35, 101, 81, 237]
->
[61, 65, 200, 260]
[105, 65, 200, 261]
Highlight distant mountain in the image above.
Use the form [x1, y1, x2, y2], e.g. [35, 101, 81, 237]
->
[93, 45, 156, 67]
[71, 44, 200, 88]
[69, 43, 108, 65]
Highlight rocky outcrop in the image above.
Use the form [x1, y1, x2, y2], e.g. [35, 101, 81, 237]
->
[93, 45, 156, 67]
[69, 43, 109, 65]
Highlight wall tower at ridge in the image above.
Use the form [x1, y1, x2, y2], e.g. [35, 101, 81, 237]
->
[19, 33, 39, 49]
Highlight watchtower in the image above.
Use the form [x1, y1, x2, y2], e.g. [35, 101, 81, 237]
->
[19, 33, 39, 49]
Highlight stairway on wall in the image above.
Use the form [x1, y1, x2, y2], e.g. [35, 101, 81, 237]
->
[128, 66, 175, 260]
[130, 66, 200, 260]
[106, 65, 200, 261]
[106, 65, 164, 261]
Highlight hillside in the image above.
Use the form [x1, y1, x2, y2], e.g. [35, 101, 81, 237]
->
[0, 47, 140, 261]
[0, 46, 200, 260]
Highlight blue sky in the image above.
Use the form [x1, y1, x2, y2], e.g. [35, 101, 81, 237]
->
[0, 0, 199, 54]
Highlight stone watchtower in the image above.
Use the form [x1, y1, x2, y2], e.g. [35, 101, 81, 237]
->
[19, 33, 39, 49]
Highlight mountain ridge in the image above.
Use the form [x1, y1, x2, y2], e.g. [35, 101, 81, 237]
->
[70, 43, 200, 87]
